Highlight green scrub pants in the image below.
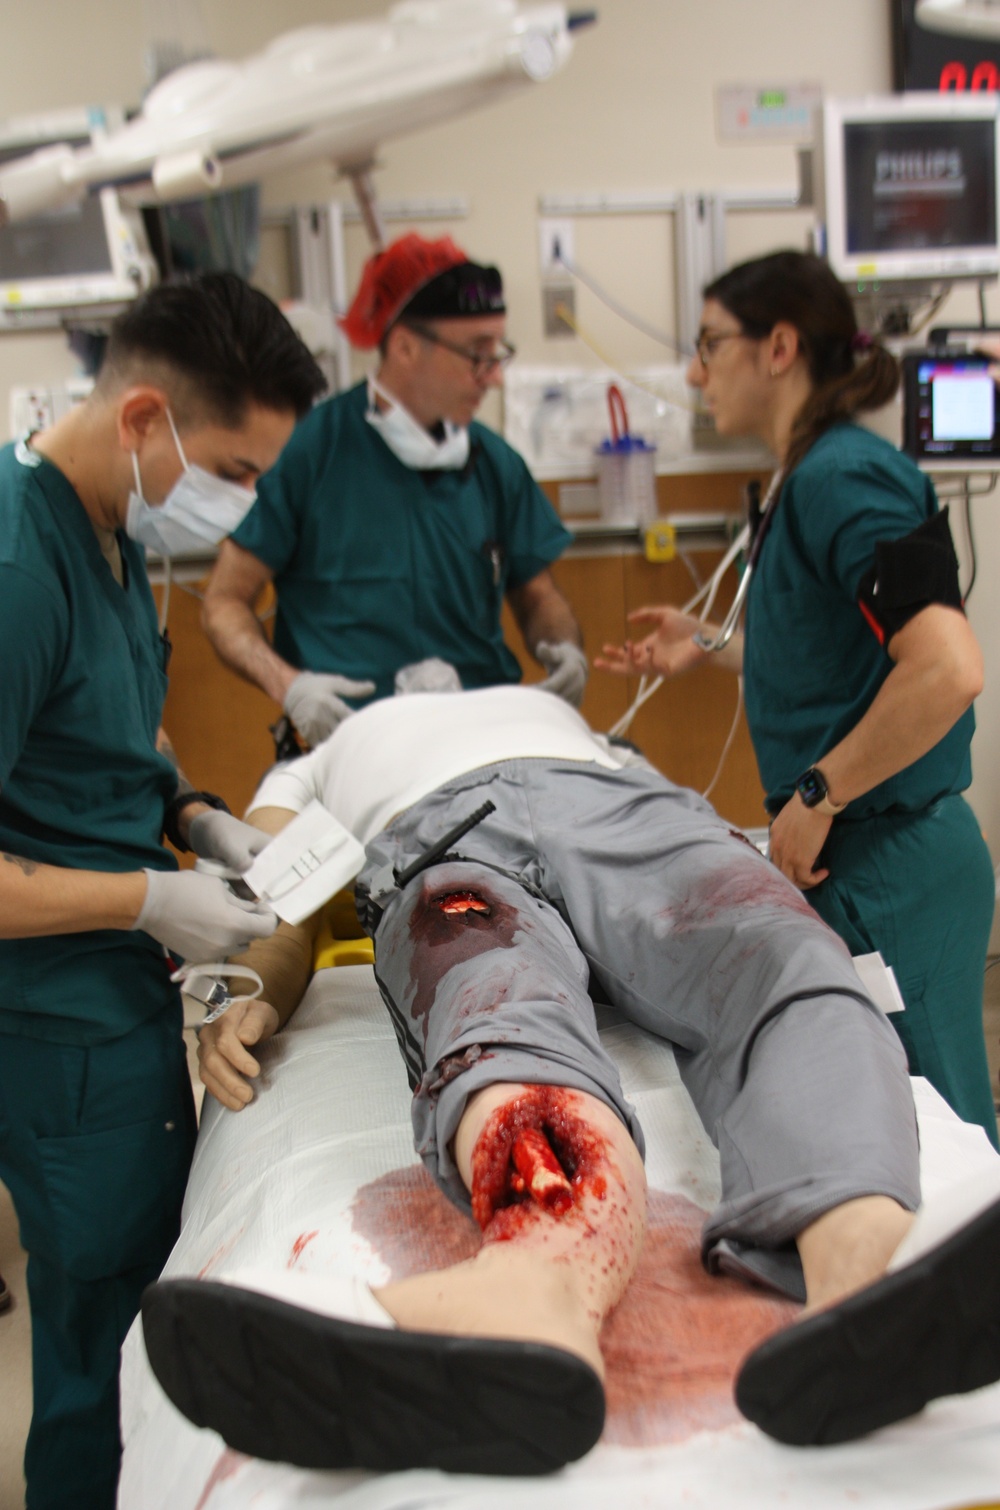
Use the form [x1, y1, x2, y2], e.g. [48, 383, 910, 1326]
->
[0, 1001, 196, 1510]
[810, 793, 998, 1150]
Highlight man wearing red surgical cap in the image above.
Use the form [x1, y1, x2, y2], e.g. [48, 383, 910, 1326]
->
[203, 233, 586, 750]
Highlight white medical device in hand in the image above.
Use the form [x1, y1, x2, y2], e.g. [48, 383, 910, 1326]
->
[243, 800, 367, 927]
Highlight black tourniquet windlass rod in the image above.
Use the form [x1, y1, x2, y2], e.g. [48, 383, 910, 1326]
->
[393, 800, 497, 888]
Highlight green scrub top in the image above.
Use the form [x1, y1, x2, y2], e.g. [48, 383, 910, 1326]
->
[0, 441, 179, 1045]
[231, 382, 572, 700]
[744, 422, 974, 818]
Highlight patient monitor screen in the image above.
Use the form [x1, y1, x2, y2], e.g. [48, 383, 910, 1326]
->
[0, 140, 113, 282]
[844, 118, 996, 255]
[903, 351, 1000, 461]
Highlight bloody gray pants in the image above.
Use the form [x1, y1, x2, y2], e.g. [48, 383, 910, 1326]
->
[360, 759, 920, 1292]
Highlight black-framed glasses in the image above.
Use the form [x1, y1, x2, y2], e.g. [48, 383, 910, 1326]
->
[405, 322, 516, 379]
[694, 329, 753, 366]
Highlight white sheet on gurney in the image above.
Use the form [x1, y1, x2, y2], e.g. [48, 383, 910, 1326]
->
[118, 964, 1000, 1510]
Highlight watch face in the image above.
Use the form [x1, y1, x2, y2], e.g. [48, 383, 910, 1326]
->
[797, 768, 826, 807]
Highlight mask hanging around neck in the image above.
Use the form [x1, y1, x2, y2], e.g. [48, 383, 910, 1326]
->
[365, 377, 470, 471]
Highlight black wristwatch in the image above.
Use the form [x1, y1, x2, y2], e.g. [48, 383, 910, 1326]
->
[795, 766, 846, 818]
[163, 790, 230, 852]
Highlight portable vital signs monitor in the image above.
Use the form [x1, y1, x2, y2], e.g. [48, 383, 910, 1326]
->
[903, 347, 1000, 466]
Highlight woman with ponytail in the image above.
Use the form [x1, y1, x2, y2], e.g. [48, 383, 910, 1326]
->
[600, 249, 997, 1147]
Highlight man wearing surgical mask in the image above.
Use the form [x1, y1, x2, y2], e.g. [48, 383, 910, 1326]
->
[203, 234, 586, 750]
[0, 272, 326, 1510]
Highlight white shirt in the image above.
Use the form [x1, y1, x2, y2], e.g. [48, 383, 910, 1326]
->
[250, 685, 625, 844]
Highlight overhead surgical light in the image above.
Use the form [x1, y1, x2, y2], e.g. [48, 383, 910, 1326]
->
[151, 149, 223, 199]
[0, 142, 81, 221]
[0, 1, 596, 234]
[916, 0, 1000, 39]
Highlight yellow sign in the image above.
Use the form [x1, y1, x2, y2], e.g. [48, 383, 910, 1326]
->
[644, 522, 676, 563]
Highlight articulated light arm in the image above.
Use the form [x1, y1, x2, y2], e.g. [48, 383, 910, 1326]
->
[0, 3, 596, 229]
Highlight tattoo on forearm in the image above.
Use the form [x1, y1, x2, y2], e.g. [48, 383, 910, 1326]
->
[156, 728, 195, 797]
[3, 851, 38, 876]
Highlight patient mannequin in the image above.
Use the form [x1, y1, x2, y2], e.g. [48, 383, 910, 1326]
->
[195, 872, 905, 1377]
[143, 685, 1000, 1477]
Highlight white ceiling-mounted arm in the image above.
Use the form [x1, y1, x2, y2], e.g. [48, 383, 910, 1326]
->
[0, 143, 81, 224]
[0, 2, 596, 227]
[916, 0, 1000, 38]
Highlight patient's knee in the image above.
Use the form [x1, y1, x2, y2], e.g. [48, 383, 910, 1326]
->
[409, 876, 520, 949]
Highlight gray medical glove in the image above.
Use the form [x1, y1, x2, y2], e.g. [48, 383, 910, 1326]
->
[133, 869, 279, 962]
[394, 657, 463, 694]
[188, 810, 272, 873]
[535, 641, 589, 709]
[283, 670, 377, 748]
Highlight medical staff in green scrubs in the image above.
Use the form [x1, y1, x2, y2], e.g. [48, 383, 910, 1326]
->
[202, 234, 587, 750]
[599, 250, 998, 1149]
[0, 272, 325, 1510]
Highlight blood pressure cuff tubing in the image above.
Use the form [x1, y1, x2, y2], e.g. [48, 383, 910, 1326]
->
[856, 506, 963, 648]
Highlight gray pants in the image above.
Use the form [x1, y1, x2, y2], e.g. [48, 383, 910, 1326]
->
[360, 759, 920, 1295]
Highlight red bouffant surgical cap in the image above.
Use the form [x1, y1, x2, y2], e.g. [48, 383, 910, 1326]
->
[338, 232, 505, 349]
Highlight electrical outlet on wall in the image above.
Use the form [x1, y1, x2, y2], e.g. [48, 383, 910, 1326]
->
[538, 218, 574, 278]
[9, 387, 54, 438]
[542, 284, 575, 338]
[8, 378, 94, 442]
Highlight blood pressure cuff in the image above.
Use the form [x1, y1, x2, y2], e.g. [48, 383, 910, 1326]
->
[856, 506, 963, 648]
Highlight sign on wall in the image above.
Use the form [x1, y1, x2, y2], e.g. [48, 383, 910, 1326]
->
[715, 84, 823, 142]
[893, 0, 1000, 91]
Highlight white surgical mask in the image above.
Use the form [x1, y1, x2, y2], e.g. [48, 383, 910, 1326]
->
[125, 409, 257, 556]
[365, 377, 470, 472]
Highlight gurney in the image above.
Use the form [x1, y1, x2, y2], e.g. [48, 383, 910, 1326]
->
[119, 963, 1000, 1510]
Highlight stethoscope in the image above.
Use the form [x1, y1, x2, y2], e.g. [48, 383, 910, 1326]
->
[693, 469, 785, 652]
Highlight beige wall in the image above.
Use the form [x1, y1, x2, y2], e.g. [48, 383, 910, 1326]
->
[2, 0, 999, 905]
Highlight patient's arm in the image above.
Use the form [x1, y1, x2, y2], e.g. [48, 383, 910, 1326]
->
[197, 804, 322, 1111]
[375, 1082, 647, 1377]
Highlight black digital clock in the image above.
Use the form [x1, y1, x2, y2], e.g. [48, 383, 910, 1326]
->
[893, 0, 1000, 91]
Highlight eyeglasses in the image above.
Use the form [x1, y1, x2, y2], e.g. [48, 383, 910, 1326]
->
[405, 323, 517, 379]
[694, 330, 752, 367]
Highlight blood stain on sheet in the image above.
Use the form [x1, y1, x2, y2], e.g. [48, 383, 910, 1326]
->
[288, 1229, 318, 1267]
[599, 1190, 797, 1445]
[193, 1447, 247, 1510]
[350, 1166, 479, 1275]
[349, 1170, 795, 1446]
[197, 1225, 246, 1279]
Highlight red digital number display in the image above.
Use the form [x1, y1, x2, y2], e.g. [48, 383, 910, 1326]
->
[940, 60, 1000, 91]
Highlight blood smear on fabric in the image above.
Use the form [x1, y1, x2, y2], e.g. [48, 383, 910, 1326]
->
[350, 1168, 795, 1446]
[599, 1188, 796, 1445]
[288, 1229, 318, 1267]
[193, 1447, 247, 1510]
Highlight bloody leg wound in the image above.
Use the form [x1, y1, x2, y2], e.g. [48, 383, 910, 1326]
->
[512, 1129, 574, 1214]
[470, 1086, 613, 1240]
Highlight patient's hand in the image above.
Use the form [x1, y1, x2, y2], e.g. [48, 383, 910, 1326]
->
[198, 998, 280, 1111]
[595, 606, 710, 681]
